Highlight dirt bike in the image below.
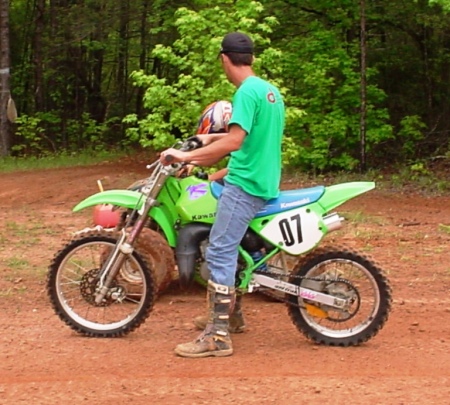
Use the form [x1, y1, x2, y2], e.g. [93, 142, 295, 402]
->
[47, 138, 392, 346]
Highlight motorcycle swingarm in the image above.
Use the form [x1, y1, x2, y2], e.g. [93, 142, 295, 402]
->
[251, 274, 347, 309]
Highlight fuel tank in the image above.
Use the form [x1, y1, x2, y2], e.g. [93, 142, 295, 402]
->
[175, 177, 218, 224]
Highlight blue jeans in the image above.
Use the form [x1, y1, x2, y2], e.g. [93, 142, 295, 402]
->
[206, 181, 267, 286]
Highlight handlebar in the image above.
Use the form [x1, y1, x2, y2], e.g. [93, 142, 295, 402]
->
[163, 136, 203, 165]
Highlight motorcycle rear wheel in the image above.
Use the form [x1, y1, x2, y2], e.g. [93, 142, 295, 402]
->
[287, 246, 392, 346]
[47, 230, 156, 337]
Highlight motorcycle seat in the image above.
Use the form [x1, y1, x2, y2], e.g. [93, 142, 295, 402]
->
[210, 181, 325, 217]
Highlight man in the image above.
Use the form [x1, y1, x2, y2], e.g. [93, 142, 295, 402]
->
[159, 32, 285, 358]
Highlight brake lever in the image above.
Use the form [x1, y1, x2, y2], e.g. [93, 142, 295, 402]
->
[195, 171, 208, 180]
[184, 136, 203, 150]
[146, 160, 161, 170]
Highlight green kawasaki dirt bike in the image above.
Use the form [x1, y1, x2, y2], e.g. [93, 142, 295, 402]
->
[47, 138, 392, 346]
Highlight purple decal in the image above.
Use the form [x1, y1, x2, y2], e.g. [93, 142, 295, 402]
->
[300, 290, 317, 300]
[187, 183, 208, 200]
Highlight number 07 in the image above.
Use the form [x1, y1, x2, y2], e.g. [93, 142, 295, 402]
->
[278, 213, 303, 247]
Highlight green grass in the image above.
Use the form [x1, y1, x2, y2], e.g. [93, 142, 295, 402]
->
[3, 220, 40, 245]
[283, 166, 450, 196]
[0, 216, 59, 248]
[5, 221, 29, 236]
[5, 257, 29, 270]
[341, 210, 388, 226]
[2, 150, 450, 194]
[438, 224, 450, 234]
[283, 167, 384, 185]
[0, 149, 127, 173]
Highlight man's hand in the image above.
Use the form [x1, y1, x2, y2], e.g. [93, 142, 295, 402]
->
[159, 148, 189, 165]
[177, 164, 195, 178]
[208, 168, 228, 181]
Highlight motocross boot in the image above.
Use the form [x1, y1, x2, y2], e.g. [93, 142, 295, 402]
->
[192, 293, 245, 333]
[174, 280, 235, 358]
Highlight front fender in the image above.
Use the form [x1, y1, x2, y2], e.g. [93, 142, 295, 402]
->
[318, 182, 375, 213]
[73, 190, 178, 247]
[73, 190, 144, 212]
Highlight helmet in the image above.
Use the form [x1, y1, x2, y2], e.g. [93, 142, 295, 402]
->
[196, 100, 232, 134]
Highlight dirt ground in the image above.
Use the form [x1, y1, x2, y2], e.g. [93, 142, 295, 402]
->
[0, 156, 449, 404]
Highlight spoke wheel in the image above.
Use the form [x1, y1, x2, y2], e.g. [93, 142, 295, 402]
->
[287, 246, 392, 346]
[47, 231, 155, 337]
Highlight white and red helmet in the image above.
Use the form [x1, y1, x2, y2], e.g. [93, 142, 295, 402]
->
[196, 100, 232, 134]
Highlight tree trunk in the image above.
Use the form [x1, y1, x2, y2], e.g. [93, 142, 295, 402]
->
[88, 2, 107, 123]
[33, 0, 45, 111]
[0, 0, 11, 156]
[117, 0, 130, 117]
[136, 0, 151, 118]
[359, 0, 367, 172]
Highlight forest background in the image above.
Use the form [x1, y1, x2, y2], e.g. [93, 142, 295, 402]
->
[1, 0, 450, 174]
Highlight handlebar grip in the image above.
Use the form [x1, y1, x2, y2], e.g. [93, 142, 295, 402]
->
[164, 155, 174, 164]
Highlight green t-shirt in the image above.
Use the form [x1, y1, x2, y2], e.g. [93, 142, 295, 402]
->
[225, 76, 285, 200]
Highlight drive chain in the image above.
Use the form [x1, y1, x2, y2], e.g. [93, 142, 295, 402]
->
[251, 268, 356, 309]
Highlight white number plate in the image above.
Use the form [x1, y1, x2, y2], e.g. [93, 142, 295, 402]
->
[259, 207, 323, 255]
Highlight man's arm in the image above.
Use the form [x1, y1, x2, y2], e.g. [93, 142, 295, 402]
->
[194, 133, 229, 146]
[160, 125, 246, 166]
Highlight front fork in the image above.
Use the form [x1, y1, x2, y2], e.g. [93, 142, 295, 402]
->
[94, 230, 128, 304]
[93, 164, 173, 304]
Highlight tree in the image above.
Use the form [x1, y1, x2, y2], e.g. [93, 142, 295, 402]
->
[0, 0, 12, 156]
[360, 0, 367, 171]
[3, 0, 450, 167]
[124, 1, 285, 150]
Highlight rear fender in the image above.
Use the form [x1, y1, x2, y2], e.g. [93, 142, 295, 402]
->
[318, 182, 375, 213]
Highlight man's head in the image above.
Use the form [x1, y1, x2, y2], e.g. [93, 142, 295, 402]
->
[220, 32, 254, 66]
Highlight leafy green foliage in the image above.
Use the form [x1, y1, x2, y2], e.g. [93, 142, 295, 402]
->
[13, 112, 119, 155]
[279, 17, 393, 171]
[6, 0, 450, 171]
[13, 113, 60, 155]
[429, 0, 450, 11]
[397, 115, 427, 159]
[0, 150, 126, 173]
[124, 1, 291, 150]
[124, 0, 394, 171]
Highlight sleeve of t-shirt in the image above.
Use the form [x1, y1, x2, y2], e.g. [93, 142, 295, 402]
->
[228, 86, 258, 135]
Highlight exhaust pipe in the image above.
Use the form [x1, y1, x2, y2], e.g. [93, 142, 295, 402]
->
[176, 223, 211, 288]
[323, 212, 344, 232]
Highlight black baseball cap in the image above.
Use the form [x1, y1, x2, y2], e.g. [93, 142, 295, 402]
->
[220, 32, 254, 54]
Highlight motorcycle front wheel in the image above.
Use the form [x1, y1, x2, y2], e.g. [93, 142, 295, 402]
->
[287, 246, 392, 346]
[47, 230, 156, 337]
